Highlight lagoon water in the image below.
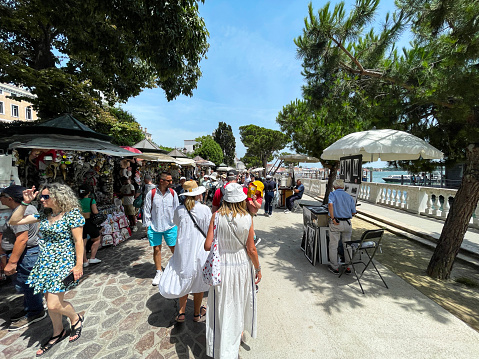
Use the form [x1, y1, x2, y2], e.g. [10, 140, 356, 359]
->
[370, 170, 409, 183]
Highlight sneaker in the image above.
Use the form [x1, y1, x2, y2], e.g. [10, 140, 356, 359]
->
[88, 258, 102, 265]
[152, 271, 163, 286]
[254, 237, 262, 246]
[83, 262, 89, 268]
[10, 310, 26, 322]
[284, 209, 290, 214]
[8, 311, 47, 331]
[345, 267, 352, 274]
[328, 265, 339, 275]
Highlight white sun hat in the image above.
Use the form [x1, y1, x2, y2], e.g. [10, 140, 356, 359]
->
[179, 180, 206, 196]
[223, 183, 247, 203]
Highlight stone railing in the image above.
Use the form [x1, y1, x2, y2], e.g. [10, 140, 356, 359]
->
[300, 178, 479, 229]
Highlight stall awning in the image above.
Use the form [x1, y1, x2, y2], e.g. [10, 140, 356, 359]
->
[8, 134, 136, 157]
[136, 152, 177, 163]
[175, 158, 196, 166]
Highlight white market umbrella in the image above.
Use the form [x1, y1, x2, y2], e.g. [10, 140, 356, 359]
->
[250, 167, 265, 173]
[321, 129, 444, 162]
[279, 154, 320, 163]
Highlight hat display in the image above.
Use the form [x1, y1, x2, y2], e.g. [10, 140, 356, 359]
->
[223, 183, 247, 203]
[1, 185, 26, 202]
[180, 180, 206, 196]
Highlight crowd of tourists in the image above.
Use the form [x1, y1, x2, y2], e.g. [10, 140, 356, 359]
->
[0, 170, 266, 358]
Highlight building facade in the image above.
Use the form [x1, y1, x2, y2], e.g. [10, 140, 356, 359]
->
[0, 83, 38, 122]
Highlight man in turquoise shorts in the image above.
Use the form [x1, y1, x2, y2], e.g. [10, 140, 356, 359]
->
[143, 172, 179, 286]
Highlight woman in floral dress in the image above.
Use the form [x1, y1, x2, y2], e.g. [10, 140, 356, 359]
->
[10, 183, 85, 357]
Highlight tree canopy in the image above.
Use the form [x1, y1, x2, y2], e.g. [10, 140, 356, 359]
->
[289, 0, 479, 279]
[213, 122, 236, 166]
[0, 0, 209, 119]
[194, 135, 224, 165]
[239, 125, 290, 176]
[92, 107, 144, 146]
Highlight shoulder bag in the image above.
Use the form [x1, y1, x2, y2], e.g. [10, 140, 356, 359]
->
[90, 198, 107, 226]
[202, 213, 221, 286]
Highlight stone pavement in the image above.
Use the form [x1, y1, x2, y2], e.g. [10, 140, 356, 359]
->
[1, 199, 479, 359]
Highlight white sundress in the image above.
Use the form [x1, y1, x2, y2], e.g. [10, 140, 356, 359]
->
[205, 213, 257, 359]
[159, 202, 211, 297]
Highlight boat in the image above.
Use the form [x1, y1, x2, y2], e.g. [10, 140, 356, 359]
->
[382, 174, 412, 183]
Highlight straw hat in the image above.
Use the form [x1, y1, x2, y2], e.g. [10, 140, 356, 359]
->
[180, 180, 206, 196]
[223, 183, 247, 203]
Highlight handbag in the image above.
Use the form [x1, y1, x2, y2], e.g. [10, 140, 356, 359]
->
[90, 198, 107, 226]
[202, 214, 221, 286]
[133, 194, 143, 208]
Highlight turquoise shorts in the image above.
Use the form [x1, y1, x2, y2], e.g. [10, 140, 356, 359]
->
[148, 226, 177, 247]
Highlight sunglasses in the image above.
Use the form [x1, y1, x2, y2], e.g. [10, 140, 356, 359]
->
[161, 179, 173, 182]
[40, 194, 50, 200]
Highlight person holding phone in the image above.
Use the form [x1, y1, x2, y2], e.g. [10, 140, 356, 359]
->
[9, 183, 85, 357]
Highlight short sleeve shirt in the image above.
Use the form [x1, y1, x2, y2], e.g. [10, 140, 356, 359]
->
[328, 189, 356, 218]
[1, 205, 40, 251]
[121, 184, 135, 205]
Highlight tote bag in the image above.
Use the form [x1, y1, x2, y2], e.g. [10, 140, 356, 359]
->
[202, 214, 221, 286]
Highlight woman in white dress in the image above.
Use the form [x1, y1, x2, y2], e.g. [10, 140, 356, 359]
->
[204, 183, 262, 358]
[159, 181, 211, 322]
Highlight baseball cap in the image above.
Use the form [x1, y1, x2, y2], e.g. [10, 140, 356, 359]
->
[1, 185, 26, 202]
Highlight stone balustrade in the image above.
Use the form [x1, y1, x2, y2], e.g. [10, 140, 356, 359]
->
[300, 178, 478, 229]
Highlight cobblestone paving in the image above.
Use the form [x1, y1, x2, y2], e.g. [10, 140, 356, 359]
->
[0, 229, 210, 359]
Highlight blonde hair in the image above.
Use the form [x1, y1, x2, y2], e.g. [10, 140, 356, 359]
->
[39, 183, 81, 213]
[217, 200, 248, 218]
[184, 195, 202, 211]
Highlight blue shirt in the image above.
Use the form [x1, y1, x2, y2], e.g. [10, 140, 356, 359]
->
[328, 189, 356, 218]
[296, 184, 305, 198]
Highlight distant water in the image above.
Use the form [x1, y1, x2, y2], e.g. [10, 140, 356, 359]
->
[369, 170, 409, 183]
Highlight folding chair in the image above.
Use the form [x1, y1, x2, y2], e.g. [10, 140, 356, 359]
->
[339, 229, 388, 294]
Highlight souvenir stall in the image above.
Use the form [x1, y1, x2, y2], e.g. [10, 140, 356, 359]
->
[1, 115, 140, 247]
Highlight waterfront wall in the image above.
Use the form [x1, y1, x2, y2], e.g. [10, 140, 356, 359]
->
[300, 179, 479, 229]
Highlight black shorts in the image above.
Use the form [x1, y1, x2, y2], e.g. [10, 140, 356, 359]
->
[83, 218, 100, 239]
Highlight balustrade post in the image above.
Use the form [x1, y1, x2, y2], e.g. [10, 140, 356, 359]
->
[473, 202, 479, 227]
[441, 196, 450, 219]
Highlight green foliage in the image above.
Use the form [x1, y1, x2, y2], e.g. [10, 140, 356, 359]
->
[239, 125, 290, 172]
[240, 152, 262, 168]
[194, 136, 224, 165]
[213, 122, 236, 166]
[0, 0, 209, 119]
[81, 107, 144, 146]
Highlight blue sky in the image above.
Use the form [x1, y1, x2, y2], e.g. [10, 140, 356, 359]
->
[123, 0, 407, 168]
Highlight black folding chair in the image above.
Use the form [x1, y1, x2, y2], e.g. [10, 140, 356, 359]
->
[339, 229, 389, 294]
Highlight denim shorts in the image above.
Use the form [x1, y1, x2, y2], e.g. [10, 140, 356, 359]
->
[148, 226, 177, 247]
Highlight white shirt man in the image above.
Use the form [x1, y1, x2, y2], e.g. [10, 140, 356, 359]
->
[143, 172, 179, 285]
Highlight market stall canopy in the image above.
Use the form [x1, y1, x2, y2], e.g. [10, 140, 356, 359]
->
[320, 129, 444, 162]
[133, 139, 167, 154]
[8, 134, 136, 157]
[175, 157, 195, 166]
[197, 160, 216, 167]
[168, 149, 187, 158]
[250, 167, 265, 173]
[279, 154, 320, 163]
[136, 152, 177, 163]
[121, 146, 142, 154]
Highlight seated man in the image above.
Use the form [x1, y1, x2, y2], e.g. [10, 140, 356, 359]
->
[327, 179, 357, 274]
[284, 179, 304, 213]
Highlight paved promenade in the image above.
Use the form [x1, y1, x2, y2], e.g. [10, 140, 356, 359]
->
[1, 197, 479, 358]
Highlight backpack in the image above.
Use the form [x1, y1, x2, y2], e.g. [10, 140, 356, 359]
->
[151, 187, 175, 201]
[218, 185, 226, 207]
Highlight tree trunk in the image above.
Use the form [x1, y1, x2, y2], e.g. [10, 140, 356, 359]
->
[427, 144, 479, 279]
[322, 162, 339, 204]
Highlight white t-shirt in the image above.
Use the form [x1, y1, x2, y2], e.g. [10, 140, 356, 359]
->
[121, 183, 135, 205]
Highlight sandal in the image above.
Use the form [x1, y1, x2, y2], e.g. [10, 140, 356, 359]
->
[193, 306, 207, 322]
[175, 312, 186, 323]
[69, 314, 84, 343]
[36, 329, 66, 357]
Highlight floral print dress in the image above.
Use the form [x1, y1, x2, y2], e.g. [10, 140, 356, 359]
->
[27, 208, 85, 294]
